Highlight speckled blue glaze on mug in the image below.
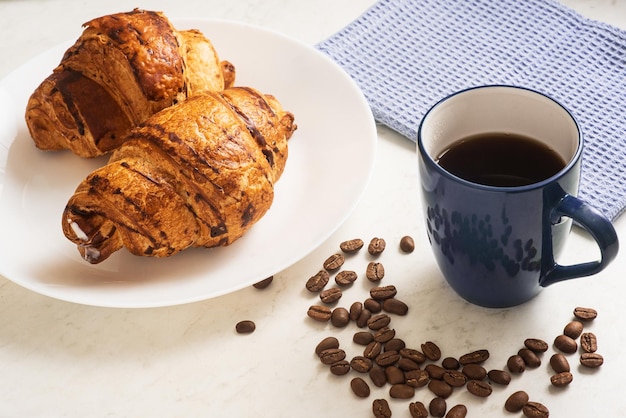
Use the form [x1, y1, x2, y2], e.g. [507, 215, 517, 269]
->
[418, 86, 618, 308]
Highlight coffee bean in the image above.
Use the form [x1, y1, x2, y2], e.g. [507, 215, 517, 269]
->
[446, 404, 468, 418]
[428, 379, 453, 398]
[429, 397, 447, 417]
[385, 365, 405, 384]
[390, 383, 415, 399]
[364, 341, 383, 359]
[307, 305, 332, 322]
[370, 285, 397, 301]
[335, 270, 358, 286]
[364, 298, 382, 313]
[368, 237, 386, 255]
[367, 313, 392, 330]
[573, 306, 597, 321]
[370, 366, 387, 387]
[524, 338, 549, 353]
[330, 307, 350, 327]
[372, 399, 392, 418]
[409, 401, 428, 418]
[507, 354, 526, 373]
[323, 253, 345, 271]
[580, 352, 604, 368]
[329, 360, 351, 376]
[366, 262, 385, 281]
[319, 348, 346, 365]
[350, 302, 364, 321]
[518, 348, 541, 368]
[235, 320, 256, 334]
[550, 371, 573, 387]
[422, 341, 442, 361]
[466, 379, 492, 397]
[463, 364, 487, 381]
[505, 391, 529, 412]
[554, 334, 577, 353]
[340, 238, 364, 253]
[374, 327, 396, 343]
[459, 349, 490, 365]
[376, 350, 401, 367]
[385, 338, 406, 352]
[315, 336, 339, 356]
[442, 357, 460, 370]
[580, 332, 598, 353]
[382, 298, 409, 316]
[549, 353, 570, 373]
[353, 331, 375, 345]
[425, 364, 446, 380]
[400, 235, 415, 253]
[252, 276, 273, 289]
[351, 377, 371, 398]
[400, 348, 427, 364]
[320, 287, 342, 304]
[351, 356, 374, 373]
[305, 270, 330, 292]
[397, 357, 421, 372]
[443, 370, 467, 387]
[405, 369, 430, 388]
[563, 320, 584, 339]
[522, 401, 549, 418]
[356, 309, 372, 328]
[487, 369, 511, 385]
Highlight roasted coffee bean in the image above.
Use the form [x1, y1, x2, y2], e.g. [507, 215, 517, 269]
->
[426, 364, 446, 380]
[340, 238, 364, 253]
[252, 276, 273, 289]
[549, 353, 570, 373]
[518, 348, 541, 368]
[385, 338, 406, 352]
[366, 262, 386, 281]
[487, 369, 511, 385]
[370, 285, 397, 301]
[459, 349, 490, 365]
[329, 360, 350, 376]
[235, 320, 256, 334]
[370, 366, 388, 387]
[374, 327, 396, 343]
[315, 336, 339, 356]
[428, 379, 453, 398]
[335, 270, 358, 286]
[372, 399, 392, 418]
[422, 341, 442, 361]
[368, 237, 386, 255]
[524, 338, 549, 353]
[442, 357, 460, 370]
[364, 341, 383, 359]
[382, 298, 409, 316]
[319, 348, 346, 365]
[550, 371, 573, 387]
[353, 331, 375, 345]
[331, 307, 350, 327]
[385, 365, 405, 384]
[563, 320, 584, 339]
[351, 356, 374, 373]
[429, 397, 447, 417]
[400, 348, 427, 364]
[306, 270, 330, 292]
[349, 301, 363, 321]
[368, 313, 392, 330]
[466, 379, 492, 397]
[390, 383, 415, 399]
[356, 309, 372, 328]
[376, 350, 401, 367]
[462, 364, 487, 381]
[405, 369, 430, 388]
[323, 253, 345, 271]
[320, 287, 342, 304]
[364, 298, 382, 313]
[307, 305, 332, 322]
[522, 401, 549, 418]
[573, 306, 598, 321]
[351, 377, 371, 398]
[397, 357, 421, 372]
[443, 370, 467, 387]
[409, 401, 429, 418]
[580, 332, 598, 353]
[400, 235, 415, 253]
[446, 404, 468, 418]
[554, 334, 578, 353]
[507, 354, 526, 373]
[505, 390, 529, 412]
[580, 352, 604, 368]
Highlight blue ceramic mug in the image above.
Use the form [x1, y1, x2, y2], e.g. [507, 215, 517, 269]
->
[417, 85, 619, 308]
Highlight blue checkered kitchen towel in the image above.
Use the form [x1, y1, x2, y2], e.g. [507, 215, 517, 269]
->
[317, 0, 626, 221]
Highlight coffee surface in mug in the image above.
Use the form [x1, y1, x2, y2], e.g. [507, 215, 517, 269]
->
[436, 133, 567, 187]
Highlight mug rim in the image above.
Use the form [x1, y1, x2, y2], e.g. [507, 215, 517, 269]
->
[417, 85, 582, 192]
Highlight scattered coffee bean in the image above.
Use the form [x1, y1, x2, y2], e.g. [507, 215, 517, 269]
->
[351, 377, 371, 398]
[385, 338, 406, 352]
[364, 298, 382, 313]
[315, 336, 339, 356]
[487, 369, 511, 385]
[522, 401, 549, 418]
[429, 397, 447, 417]
[382, 298, 409, 316]
[573, 306, 597, 321]
[425, 364, 446, 380]
[235, 320, 256, 334]
[368, 313, 392, 330]
[372, 398, 392, 418]
[563, 320, 584, 339]
[443, 370, 467, 387]
[349, 302, 364, 321]
[306, 270, 330, 292]
[442, 357, 460, 370]
[364, 341, 383, 359]
[370, 366, 387, 387]
[422, 341, 442, 361]
[400, 348, 427, 364]
[340, 238, 364, 253]
[463, 364, 487, 381]
[368, 237, 386, 255]
[397, 357, 421, 372]
[505, 391, 530, 412]
[335, 270, 358, 286]
[518, 348, 541, 368]
[370, 285, 398, 301]
[466, 379, 492, 397]
[331, 307, 350, 327]
[390, 383, 415, 399]
[307, 305, 332, 322]
[459, 349, 490, 365]
[252, 276, 273, 289]
[351, 355, 374, 373]
[506, 354, 526, 373]
[320, 287, 342, 304]
[446, 404, 468, 418]
[353, 331, 375, 345]
[580, 352, 604, 368]
[366, 262, 386, 281]
[580, 332, 598, 353]
[550, 371, 573, 387]
[549, 353, 570, 373]
[385, 365, 405, 384]
[319, 348, 346, 365]
[374, 327, 396, 343]
[376, 350, 401, 367]
[356, 309, 372, 328]
[554, 334, 578, 354]
[409, 401, 429, 418]
[524, 338, 549, 353]
[323, 253, 345, 271]
[329, 360, 351, 376]
[400, 235, 415, 253]
[428, 379, 453, 398]
[405, 369, 430, 388]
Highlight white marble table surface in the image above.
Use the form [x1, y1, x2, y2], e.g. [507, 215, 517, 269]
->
[1, 0, 626, 416]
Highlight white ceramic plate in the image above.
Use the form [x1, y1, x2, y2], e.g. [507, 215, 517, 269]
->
[0, 19, 376, 308]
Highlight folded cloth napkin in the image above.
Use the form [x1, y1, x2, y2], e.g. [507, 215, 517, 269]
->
[317, 0, 626, 221]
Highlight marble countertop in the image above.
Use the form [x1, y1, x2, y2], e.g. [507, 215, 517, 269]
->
[1, 0, 626, 416]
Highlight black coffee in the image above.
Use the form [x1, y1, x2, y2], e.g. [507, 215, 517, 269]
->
[436, 133, 567, 187]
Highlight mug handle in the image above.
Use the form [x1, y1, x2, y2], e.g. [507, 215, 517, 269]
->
[540, 194, 619, 287]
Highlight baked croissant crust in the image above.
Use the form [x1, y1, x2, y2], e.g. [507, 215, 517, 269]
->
[62, 87, 296, 264]
[25, 9, 235, 158]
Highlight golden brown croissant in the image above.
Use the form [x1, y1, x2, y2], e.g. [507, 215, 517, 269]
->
[62, 87, 296, 264]
[25, 9, 236, 158]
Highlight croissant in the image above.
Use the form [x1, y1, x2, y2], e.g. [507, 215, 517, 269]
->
[62, 87, 296, 264]
[25, 9, 236, 158]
